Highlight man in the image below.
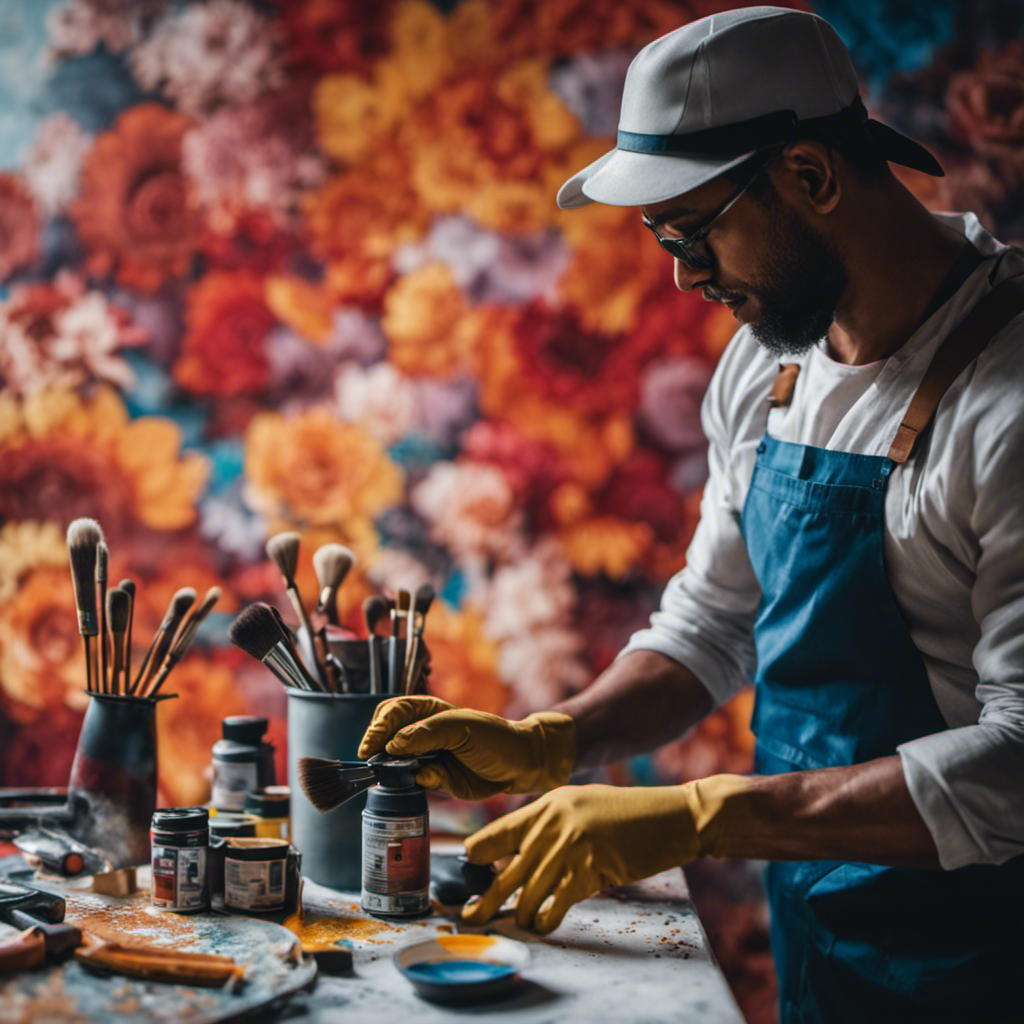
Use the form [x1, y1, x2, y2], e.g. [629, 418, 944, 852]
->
[360, 8, 1024, 1021]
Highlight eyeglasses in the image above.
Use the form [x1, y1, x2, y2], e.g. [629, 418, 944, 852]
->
[641, 150, 778, 271]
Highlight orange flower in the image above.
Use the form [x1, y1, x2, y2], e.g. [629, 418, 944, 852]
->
[245, 408, 403, 547]
[0, 387, 209, 534]
[265, 275, 333, 345]
[314, 71, 406, 165]
[155, 651, 253, 807]
[174, 271, 277, 398]
[420, 602, 509, 714]
[405, 62, 580, 232]
[0, 565, 88, 722]
[556, 514, 654, 580]
[0, 173, 39, 282]
[305, 146, 427, 307]
[71, 104, 201, 293]
[381, 264, 474, 379]
[557, 202, 668, 334]
[376, 0, 453, 103]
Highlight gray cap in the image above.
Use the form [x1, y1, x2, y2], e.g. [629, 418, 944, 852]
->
[557, 6, 942, 211]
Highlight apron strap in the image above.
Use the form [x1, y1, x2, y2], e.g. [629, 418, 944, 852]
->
[888, 273, 1024, 464]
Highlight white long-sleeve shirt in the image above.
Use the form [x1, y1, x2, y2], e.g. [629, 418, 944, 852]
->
[622, 213, 1024, 870]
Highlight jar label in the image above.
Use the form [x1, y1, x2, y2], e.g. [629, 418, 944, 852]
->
[362, 814, 429, 915]
[225, 856, 286, 911]
[212, 760, 258, 811]
[151, 845, 207, 910]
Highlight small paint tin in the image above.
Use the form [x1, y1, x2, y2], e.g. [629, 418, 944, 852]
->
[394, 934, 530, 1004]
[224, 837, 289, 912]
[244, 786, 291, 841]
[361, 758, 430, 917]
[211, 716, 276, 812]
[209, 812, 259, 839]
[151, 807, 209, 912]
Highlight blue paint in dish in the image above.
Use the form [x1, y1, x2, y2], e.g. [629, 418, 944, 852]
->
[405, 960, 517, 985]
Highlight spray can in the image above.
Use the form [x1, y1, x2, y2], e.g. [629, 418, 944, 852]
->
[361, 757, 430, 917]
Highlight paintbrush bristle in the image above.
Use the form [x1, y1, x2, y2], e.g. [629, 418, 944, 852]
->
[266, 532, 300, 584]
[413, 583, 435, 618]
[66, 518, 103, 635]
[118, 578, 135, 598]
[313, 544, 354, 590]
[95, 540, 108, 583]
[193, 586, 222, 621]
[229, 602, 287, 662]
[106, 587, 131, 633]
[363, 595, 388, 634]
[161, 587, 197, 629]
[298, 757, 359, 814]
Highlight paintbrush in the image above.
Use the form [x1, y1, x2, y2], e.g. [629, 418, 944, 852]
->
[130, 587, 196, 695]
[298, 753, 440, 814]
[313, 544, 354, 627]
[145, 586, 222, 698]
[66, 518, 102, 694]
[95, 541, 109, 693]
[229, 603, 322, 692]
[402, 583, 435, 695]
[118, 579, 135, 695]
[266, 602, 336, 692]
[266, 532, 328, 689]
[387, 588, 411, 694]
[105, 588, 130, 697]
[363, 595, 387, 695]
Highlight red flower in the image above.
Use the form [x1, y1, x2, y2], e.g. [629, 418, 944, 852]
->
[601, 451, 687, 544]
[174, 271, 276, 397]
[0, 173, 39, 282]
[71, 104, 201, 293]
[270, 0, 396, 76]
[461, 420, 565, 508]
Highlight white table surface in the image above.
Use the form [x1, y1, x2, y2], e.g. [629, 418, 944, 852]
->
[268, 853, 746, 1024]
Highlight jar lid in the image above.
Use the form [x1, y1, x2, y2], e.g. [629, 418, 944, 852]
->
[221, 716, 268, 744]
[244, 786, 290, 817]
[209, 812, 258, 838]
[152, 806, 209, 832]
[224, 837, 290, 862]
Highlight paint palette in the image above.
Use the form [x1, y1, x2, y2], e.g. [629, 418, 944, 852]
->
[394, 933, 530, 1004]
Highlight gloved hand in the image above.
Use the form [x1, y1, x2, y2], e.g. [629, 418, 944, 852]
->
[357, 696, 576, 800]
[461, 776, 750, 934]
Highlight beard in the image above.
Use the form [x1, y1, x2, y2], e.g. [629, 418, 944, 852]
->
[711, 197, 848, 357]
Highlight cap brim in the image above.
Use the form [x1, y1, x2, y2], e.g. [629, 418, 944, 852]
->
[557, 146, 757, 210]
[867, 120, 944, 177]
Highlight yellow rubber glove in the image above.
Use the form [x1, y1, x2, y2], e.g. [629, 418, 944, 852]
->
[357, 696, 576, 800]
[461, 776, 750, 934]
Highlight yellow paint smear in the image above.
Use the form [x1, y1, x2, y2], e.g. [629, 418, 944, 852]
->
[437, 934, 496, 955]
[283, 911, 398, 950]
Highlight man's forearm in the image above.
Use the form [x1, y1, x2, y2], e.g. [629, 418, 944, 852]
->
[717, 754, 940, 868]
[552, 650, 715, 770]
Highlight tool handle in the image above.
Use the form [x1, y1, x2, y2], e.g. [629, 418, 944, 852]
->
[75, 938, 244, 988]
[0, 928, 46, 973]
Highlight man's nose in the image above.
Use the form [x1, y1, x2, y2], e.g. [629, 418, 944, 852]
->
[674, 258, 712, 292]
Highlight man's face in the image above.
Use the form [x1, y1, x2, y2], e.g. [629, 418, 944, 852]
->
[642, 171, 847, 357]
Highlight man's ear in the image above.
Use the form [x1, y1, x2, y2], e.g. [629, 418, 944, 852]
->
[775, 141, 840, 215]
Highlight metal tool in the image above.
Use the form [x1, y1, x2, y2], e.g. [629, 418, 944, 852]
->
[0, 879, 81, 973]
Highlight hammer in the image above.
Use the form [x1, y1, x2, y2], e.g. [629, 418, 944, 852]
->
[0, 879, 82, 973]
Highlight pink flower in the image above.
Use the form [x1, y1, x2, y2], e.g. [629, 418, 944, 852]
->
[182, 92, 324, 231]
[46, 0, 165, 57]
[131, 0, 284, 116]
[638, 357, 713, 452]
[0, 174, 39, 282]
[498, 628, 591, 717]
[23, 114, 93, 217]
[478, 540, 578, 640]
[411, 462, 525, 565]
[0, 272, 146, 396]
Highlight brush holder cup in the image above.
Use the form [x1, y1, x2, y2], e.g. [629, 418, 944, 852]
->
[67, 692, 169, 868]
[287, 689, 391, 890]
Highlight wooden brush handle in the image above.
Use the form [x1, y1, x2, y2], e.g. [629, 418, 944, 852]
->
[75, 937, 243, 988]
[0, 928, 46, 973]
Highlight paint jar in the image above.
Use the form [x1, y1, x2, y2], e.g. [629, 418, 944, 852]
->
[361, 758, 430, 918]
[211, 716, 276, 812]
[224, 837, 290, 913]
[151, 807, 209, 912]
[244, 786, 291, 841]
[209, 812, 259, 839]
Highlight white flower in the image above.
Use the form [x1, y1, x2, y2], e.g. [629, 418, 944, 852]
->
[130, 0, 284, 116]
[411, 462, 525, 564]
[23, 114, 92, 216]
[334, 362, 420, 446]
[638, 357, 713, 452]
[498, 628, 591, 717]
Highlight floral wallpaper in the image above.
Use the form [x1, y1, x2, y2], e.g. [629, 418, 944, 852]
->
[1, 2, 1021, 1020]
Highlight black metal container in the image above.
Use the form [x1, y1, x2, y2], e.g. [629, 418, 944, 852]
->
[286, 689, 390, 890]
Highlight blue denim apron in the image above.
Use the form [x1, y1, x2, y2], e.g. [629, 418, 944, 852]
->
[741, 426, 1024, 1022]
